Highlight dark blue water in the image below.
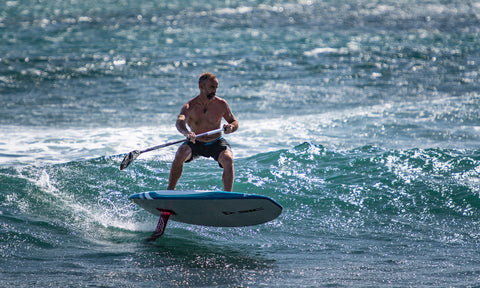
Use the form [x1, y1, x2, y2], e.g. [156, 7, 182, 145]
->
[1, 0, 480, 286]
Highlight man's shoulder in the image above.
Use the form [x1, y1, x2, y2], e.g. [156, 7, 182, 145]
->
[213, 96, 229, 105]
[183, 96, 200, 108]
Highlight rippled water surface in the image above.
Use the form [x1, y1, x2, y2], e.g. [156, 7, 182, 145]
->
[1, 0, 480, 287]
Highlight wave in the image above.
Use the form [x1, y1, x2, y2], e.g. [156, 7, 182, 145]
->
[1, 143, 479, 249]
[234, 144, 480, 226]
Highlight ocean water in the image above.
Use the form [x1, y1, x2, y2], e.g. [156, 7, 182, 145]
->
[1, 0, 480, 287]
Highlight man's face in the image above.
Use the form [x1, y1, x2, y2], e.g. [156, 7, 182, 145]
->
[201, 78, 219, 99]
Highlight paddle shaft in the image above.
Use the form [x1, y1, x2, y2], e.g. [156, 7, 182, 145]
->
[120, 127, 224, 170]
[140, 127, 224, 154]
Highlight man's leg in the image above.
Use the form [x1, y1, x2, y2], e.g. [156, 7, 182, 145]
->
[218, 150, 234, 192]
[168, 144, 192, 190]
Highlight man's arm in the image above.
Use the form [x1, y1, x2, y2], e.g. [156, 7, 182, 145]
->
[222, 102, 238, 134]
[176, 104, 197, 142]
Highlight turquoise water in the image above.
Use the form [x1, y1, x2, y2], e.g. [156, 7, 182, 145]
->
[1, 0, 480, 287]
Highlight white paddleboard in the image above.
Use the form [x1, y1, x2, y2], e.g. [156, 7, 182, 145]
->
[129, 190, 283, 227]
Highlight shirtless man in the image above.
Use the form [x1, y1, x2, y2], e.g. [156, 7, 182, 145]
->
[167, 72, 239, 191]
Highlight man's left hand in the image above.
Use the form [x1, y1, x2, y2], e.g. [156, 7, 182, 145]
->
[223, 124, 234, 134]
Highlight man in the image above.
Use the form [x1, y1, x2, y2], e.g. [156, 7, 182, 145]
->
[167, 72, 239, 191]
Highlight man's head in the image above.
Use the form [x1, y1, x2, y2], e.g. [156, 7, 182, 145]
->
[199, 72, 219, 100]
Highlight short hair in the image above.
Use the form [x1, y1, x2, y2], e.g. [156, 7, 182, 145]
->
[199, 72, 217, 85]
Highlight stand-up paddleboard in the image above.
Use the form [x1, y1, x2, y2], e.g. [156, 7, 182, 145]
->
[129, 190, 282, 240]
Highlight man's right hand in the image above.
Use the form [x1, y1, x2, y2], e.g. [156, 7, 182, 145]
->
[185, 131, 196, 144]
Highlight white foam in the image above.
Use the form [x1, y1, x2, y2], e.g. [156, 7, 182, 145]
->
[304, 47, 349, 56]
[0, 110, 367, 166]
[0, 118, 311, 166]
[2, 95, 477, 167]
[215, 6, 253, 15]
[12, 165, 150, 233]
[0, 125, 178, 166]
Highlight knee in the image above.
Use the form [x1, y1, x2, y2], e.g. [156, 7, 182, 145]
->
[174, 145, 191, 162]
[219, 150, 234, 169]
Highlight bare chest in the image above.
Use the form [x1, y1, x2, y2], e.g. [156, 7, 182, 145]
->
[188, 103, 223, 127]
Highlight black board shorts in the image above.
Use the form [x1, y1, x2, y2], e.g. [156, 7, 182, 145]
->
[184, 136, 231, 168]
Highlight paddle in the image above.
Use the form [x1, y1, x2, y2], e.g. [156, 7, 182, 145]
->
[119, 127, 224, 170]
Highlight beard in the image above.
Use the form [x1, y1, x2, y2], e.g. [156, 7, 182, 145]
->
[207, 92, 216, 100]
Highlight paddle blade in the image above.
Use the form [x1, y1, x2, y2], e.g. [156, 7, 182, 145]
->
[120, 150, 141, 170]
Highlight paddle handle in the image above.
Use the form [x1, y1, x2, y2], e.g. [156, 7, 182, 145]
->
[140, 127, 224, 153]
